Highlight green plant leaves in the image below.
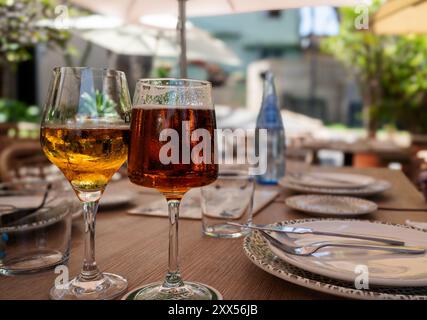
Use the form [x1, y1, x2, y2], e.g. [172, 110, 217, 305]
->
[79, 90, 117, 117]
[0, 99, 40, 122]
[321, 2, 427, 133]
[0, 0, 71, 65]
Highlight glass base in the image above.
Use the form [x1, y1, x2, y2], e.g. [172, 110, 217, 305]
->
[203, 223, 250, 238]
[49, 272, 127, 300]
[123, 281, 222, 300]
[0, 249, 68, 275]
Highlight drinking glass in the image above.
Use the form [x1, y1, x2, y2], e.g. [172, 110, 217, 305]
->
[40, 67, 131, 300]
[201, 170, 254, 238]
[0, 180, 75, 275]
[127, 78, 219, 300]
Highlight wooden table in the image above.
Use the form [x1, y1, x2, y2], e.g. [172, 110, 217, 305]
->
[1, 167, 427, 300]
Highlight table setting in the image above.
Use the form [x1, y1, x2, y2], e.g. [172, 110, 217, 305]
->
[2, 166, 427, 300]
[1, 68, 427, 301]
[243, 219, 427, 300]
[238, 169, 427, 300]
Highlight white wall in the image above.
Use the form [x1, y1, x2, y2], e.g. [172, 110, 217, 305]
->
[247, 56, 355, 123]
[190, 10, 300, 69]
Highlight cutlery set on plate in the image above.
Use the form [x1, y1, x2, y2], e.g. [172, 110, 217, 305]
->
[238, 172, 427, 299]
[229, 222, 426, 255]
[242, 219, 427, 299]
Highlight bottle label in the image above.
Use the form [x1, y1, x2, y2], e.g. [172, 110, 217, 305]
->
[258, 95, 282, 129]
[265, 96, 277, 123]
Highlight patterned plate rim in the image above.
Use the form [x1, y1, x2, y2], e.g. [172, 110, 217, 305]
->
[285, 195, 378, 215]
[243, 218, 427, 300]
[279, 179, 391, 196]
[286, 172, 375, 189]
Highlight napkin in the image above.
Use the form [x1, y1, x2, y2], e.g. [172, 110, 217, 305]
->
[127, 189, 279, 219]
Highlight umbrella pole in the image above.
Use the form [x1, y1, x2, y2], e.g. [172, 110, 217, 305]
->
[178, 0, 188, 78]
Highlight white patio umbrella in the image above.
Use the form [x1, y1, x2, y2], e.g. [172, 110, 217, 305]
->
[373, 0, 427, 34]
[79, 25, 175, 56]
[79, 24, 241, 66]
[71, 0, 360, 76]
[38, 14, 240, 65]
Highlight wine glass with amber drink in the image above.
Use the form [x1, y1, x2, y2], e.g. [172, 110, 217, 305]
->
[126, 79, 219, 300]
[40, 67, 131, 300]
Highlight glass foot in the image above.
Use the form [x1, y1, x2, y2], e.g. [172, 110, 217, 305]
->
[50, 272, 127, 300]
[123, 281, 222, 300]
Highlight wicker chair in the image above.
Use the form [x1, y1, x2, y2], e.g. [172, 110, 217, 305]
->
[0, 141, 55, 182]
[0, 123, 19, 137]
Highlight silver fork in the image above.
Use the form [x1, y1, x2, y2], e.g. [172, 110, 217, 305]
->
[259, 230, 426, 256]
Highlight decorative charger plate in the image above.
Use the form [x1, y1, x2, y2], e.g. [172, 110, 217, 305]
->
[243, 219, 427, 300]
[279, 178, 391, 197]
[285, 195, 378, 216]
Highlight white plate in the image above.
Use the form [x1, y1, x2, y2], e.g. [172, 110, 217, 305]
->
[243, 221, 427, 300]
[279, 178, 391, 196]
[287, 172, 375, 189]
[285, 195, 377, 217]
[266, 219, 427, 287]
[99, 193, 133, 209]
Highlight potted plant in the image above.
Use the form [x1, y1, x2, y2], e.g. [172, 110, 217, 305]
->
[321, 2, 427, 144]
[0, 0, 70, 98]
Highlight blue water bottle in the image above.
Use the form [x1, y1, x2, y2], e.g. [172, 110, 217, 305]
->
[255, 71, 286, 184]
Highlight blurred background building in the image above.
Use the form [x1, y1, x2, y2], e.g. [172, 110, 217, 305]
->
[28, 7, 362, 127]
[2, 0, 427, 184]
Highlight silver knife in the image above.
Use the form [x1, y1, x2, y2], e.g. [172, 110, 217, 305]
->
[227, 222, 405, 246]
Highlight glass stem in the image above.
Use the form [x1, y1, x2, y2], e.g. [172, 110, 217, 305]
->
[163, 199, 184, 288]
[80, 200, 101, 281]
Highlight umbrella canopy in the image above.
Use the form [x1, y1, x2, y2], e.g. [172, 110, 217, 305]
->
[71, 0, 360, 76]
[71, 0, 360, 23]
[79, 25, 174, 56]
[374, 0, 427, 34]
[79, 24, 241, 66]
[37, 14, 122, 29]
